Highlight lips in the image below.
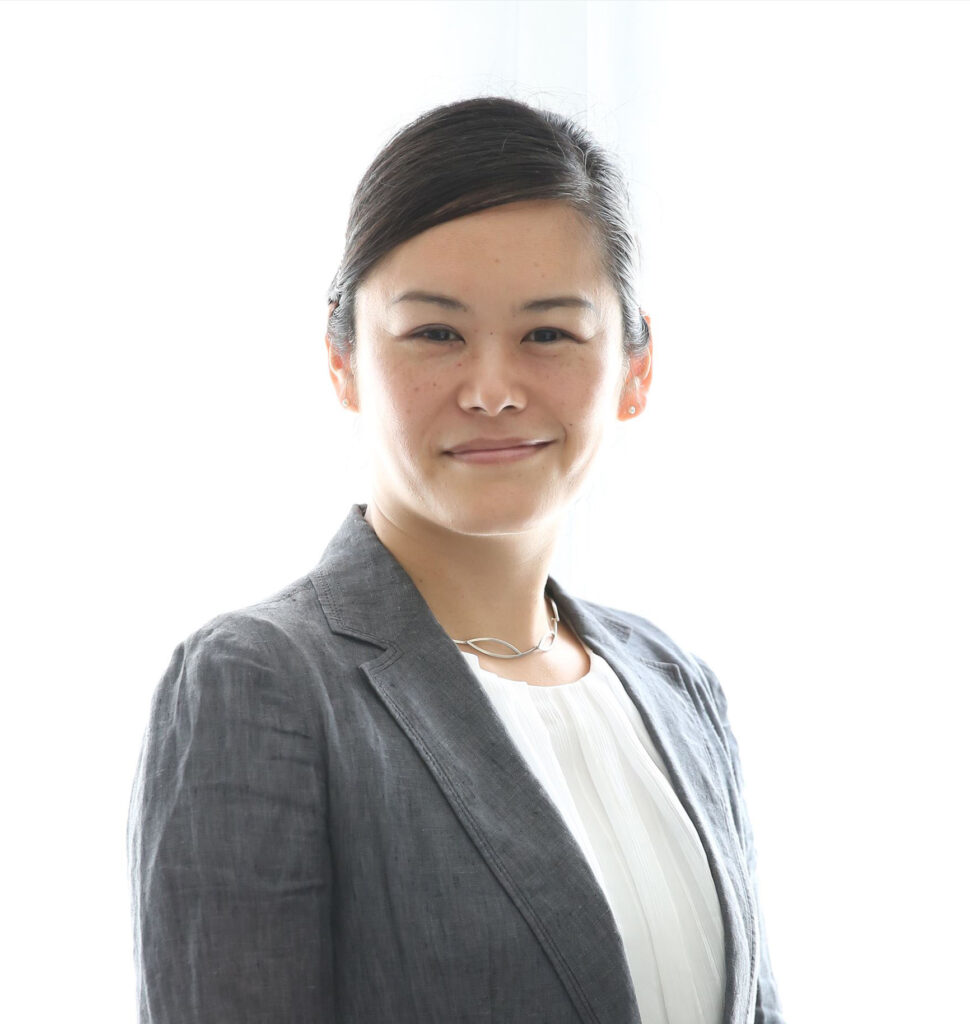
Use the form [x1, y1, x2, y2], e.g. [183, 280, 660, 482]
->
[446, 437, 550, 454]
[446, 442, 551, 465]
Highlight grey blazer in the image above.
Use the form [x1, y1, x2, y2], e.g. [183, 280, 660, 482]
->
[127, 503, 785, 1024]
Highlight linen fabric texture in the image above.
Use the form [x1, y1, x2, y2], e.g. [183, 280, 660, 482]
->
[127, 503, 785, 1024]
[461, 646, 726, 1024]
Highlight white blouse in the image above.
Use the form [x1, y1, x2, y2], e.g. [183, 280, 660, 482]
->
[459, 643, 726, 1024]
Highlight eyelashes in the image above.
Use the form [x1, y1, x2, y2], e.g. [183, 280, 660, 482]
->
[410, 327, 574, 344]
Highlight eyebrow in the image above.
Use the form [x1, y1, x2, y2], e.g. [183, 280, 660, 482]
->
[390, 290, 597, 315]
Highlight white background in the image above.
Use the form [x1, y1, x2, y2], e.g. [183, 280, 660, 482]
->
[2, 1, 967, 1020]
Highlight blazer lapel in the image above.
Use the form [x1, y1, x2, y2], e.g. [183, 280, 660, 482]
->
[312, 505, 752, 1024]
[546, 576, 756, 1024]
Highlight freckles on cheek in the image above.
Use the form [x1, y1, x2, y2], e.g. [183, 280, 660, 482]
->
[401, 382, 432, 419]
[377, 371, 437, 438]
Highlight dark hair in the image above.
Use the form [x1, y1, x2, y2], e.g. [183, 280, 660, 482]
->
[326, 95, 650, 377]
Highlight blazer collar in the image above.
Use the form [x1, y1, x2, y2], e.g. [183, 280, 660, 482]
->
[312, 502, 631, 653]
[310, 504, 753, 1024]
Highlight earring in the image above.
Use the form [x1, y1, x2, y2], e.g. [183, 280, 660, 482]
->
[628, 405, 636, 415]
[342, 398, 349, 408]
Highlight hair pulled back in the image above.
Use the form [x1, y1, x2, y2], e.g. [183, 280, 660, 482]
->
[327, 96, 649, 377]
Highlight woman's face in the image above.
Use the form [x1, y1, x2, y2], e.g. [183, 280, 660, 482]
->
[330, 199, 647, 538]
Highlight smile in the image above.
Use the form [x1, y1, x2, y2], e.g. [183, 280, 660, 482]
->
[445, 442, 552, 465]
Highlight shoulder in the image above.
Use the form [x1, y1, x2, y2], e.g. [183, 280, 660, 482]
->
[154, 573, 334, 732]
[179, 569, 334, 663]
[568, 592, 730, 720]
[570, 593, 709, 676]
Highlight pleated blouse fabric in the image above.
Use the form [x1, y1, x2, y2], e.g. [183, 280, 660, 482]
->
[458, 642, 727, 1024]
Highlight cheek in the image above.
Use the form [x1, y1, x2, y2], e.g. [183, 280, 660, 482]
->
[558, 362, 616, 425]
[369, 365, 440, 443]
[370, 361, 414, 410]
[403, 380, 443, 429]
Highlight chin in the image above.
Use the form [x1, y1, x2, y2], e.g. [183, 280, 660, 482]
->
[434, 493, 561, 538]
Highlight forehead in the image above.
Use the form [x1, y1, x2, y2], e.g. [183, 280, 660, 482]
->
[359, 200, 616, 318]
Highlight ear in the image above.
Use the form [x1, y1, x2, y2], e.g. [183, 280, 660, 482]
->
[618, 311, 652, 421]
[326, 299, 358, 411]
[325, 332, 358, 411]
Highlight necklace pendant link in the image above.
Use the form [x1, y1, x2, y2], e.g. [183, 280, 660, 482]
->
[537, 629, 556, 652]
[451, 594, 560, 659]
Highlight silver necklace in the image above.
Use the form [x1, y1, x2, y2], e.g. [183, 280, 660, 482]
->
[451, 596, 560, 659]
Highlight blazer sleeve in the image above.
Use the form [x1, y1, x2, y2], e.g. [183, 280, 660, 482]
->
[693, 655, 787, 1024]
[126, 618, 334, 1022]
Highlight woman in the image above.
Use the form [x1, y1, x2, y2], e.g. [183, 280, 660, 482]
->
[127, 96, 785, 1024]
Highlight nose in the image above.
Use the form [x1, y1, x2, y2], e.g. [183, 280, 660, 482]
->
[455, 343, 528, 416]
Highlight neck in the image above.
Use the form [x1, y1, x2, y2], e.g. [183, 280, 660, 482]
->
[364, 499, 561, 655]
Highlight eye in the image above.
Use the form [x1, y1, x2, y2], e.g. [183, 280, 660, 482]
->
[409, 327, 573, 344]
[527, 328, 571, 344]
[411, 327, 460, 343]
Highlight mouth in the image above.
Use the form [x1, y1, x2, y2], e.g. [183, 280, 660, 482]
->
[445, 441, 553, 464]
[445, 437, 552, 454]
